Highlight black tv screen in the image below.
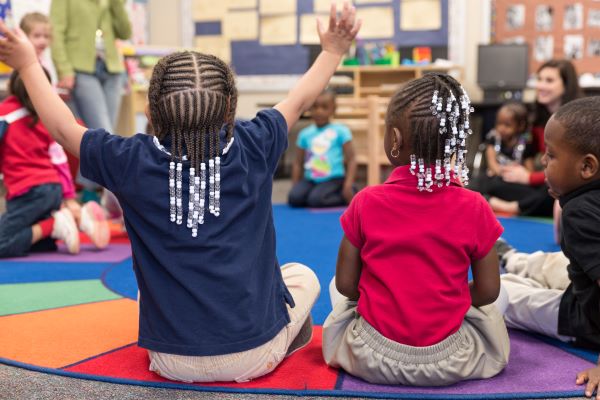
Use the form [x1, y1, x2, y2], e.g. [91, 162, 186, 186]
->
[477, 44, 529, 89]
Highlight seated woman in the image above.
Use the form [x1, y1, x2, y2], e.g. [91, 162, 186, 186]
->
[489, 59, 583, 217]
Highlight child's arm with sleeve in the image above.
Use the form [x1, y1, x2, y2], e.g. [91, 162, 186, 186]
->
[275, 3, 360, 132]
[291, 147, 305, 184]
[342, 140, 356, 203]
[0, 22, 86, 158]
[335, 235, 362, 301]
[469, 247, 501, 307]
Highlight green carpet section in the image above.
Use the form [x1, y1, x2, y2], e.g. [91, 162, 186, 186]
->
[0, 280, 122, 316]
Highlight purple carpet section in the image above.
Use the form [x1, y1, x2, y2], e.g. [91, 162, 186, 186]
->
[340, 329, 594, 395]
[3, 244, 131, 263]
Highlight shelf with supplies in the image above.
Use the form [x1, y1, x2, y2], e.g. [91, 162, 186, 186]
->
[334, 64, 463, 98]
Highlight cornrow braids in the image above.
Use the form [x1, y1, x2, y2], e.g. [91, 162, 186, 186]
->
[148, 51, 238, 237]
[386, 73, 473, 191]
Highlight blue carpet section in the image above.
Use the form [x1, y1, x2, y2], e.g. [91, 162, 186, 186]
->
[0, 262, 110, 284]
[102, 260, 137, 300]
[273, 205, 344, 324]
[100, 208, 563, 325]
[497, 217, 561, 254]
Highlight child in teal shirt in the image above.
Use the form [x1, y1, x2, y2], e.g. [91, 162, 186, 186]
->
[289, 90, 356, 207]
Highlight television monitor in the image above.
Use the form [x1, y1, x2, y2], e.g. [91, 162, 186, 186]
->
[477, 44, 529, 89]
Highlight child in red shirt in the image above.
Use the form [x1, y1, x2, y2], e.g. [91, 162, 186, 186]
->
[322, 73, 510, 386]
[0, 70, 108, 257]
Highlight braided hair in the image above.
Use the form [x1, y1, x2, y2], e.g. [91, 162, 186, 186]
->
[148, 51, 237, 236]
[386, 73, 473, 190]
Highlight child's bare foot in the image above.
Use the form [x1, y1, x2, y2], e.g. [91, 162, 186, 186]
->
[489, 197, 519, 214]
[80, 201, 110, 249]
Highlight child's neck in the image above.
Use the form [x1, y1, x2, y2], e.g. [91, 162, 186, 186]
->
[502, 135, 519, 147]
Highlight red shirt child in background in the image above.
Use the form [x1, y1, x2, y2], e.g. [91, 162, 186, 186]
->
[0, 70, 108, 257]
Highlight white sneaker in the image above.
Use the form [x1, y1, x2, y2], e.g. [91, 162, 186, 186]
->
[80, 201, 110, 249]
[51, 208, 80, 254]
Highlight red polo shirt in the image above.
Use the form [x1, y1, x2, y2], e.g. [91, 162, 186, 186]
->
[341, 165, 503, 346]
[0, 96, 62, 199]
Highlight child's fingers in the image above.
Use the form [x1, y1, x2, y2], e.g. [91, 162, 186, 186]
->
[316, 17, 325, 39]
[0, 20, 16, 41]
[350, 19, 362, 38]
[328, 3, 337, 32]
[340, 2, 351, 28]
[343, 6, 356, 33]
[578, 371, 589, 384]
[585, 379, 598, 398]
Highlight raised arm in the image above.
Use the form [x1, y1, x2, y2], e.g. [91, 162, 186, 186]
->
[275, 2, 360, 131]
[0, 21, 85, 157]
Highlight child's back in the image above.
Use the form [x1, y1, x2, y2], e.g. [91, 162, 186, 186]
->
[343, 172, 500, 346]
[323, 73, 510, 387]
[82, 107, 292, 354]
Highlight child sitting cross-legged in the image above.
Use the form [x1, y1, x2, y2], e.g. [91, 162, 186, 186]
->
[499, 97, 600, 398]
[288, 89, 356, 207]
[322, 74, 510, 386]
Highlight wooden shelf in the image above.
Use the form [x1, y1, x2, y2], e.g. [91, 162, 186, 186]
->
[335, 65, 463, 98]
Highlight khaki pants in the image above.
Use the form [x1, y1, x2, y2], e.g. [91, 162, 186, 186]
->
[501, 251, 573, 342]
[322, 299, 510, 386]
[148, 262, 320, 382]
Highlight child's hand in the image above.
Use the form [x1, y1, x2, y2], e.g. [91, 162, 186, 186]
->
[577, 366, 600, 399]
[317, 2, 361, 57]
[62, 199, 82, 225]
[0, 20, 38, 71]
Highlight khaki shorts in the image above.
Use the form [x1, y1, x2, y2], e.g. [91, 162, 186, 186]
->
[322, 299, 510, 386]
[148, 262, 320, 383]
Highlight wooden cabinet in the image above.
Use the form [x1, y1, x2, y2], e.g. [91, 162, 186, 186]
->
[334, 65, 462, 98]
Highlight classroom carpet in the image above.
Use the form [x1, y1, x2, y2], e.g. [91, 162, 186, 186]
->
[0, 205, 597, 399]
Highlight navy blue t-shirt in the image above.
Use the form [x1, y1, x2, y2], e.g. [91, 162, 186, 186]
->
[80, 109, 293, 356]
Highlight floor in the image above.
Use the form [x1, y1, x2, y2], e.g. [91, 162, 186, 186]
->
[0, 179, 588, 399]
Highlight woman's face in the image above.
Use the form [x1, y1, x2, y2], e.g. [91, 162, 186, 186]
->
[536, 67, 565, 107]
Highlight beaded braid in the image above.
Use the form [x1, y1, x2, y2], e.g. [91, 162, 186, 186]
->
[148, 51, 238, 236]
[385, 73, 473, 191]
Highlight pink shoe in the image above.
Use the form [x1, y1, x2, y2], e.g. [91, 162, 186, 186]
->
[80, 201, 110, 249]
[51, 208, 80, 254]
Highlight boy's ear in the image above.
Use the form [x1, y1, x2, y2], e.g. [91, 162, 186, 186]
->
[581, 153, 599, 179]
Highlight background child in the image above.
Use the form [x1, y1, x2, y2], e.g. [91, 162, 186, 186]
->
[499, 97, 600, 398]
[0, 70, 108, 257]
[0, 3, 360, 382]
[322, 73, 510, 386]
[288, 89, 356, 207]
[19, 12, 57, 85]
[475, 102, 537, 203]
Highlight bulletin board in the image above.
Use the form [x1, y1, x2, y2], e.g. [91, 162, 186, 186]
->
[193, 0, 449, 75]
[493, 0, 600, 74]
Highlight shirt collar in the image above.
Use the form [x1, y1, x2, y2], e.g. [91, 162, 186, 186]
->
[384, 165, 464, 187]
[559, 178, 600, 207]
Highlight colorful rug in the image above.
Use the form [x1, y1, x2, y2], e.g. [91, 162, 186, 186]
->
[0, 205, 597, 398]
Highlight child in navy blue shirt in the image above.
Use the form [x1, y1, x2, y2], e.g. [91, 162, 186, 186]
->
[0, 3, 361, 382]
[288, 90, 356, 207]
